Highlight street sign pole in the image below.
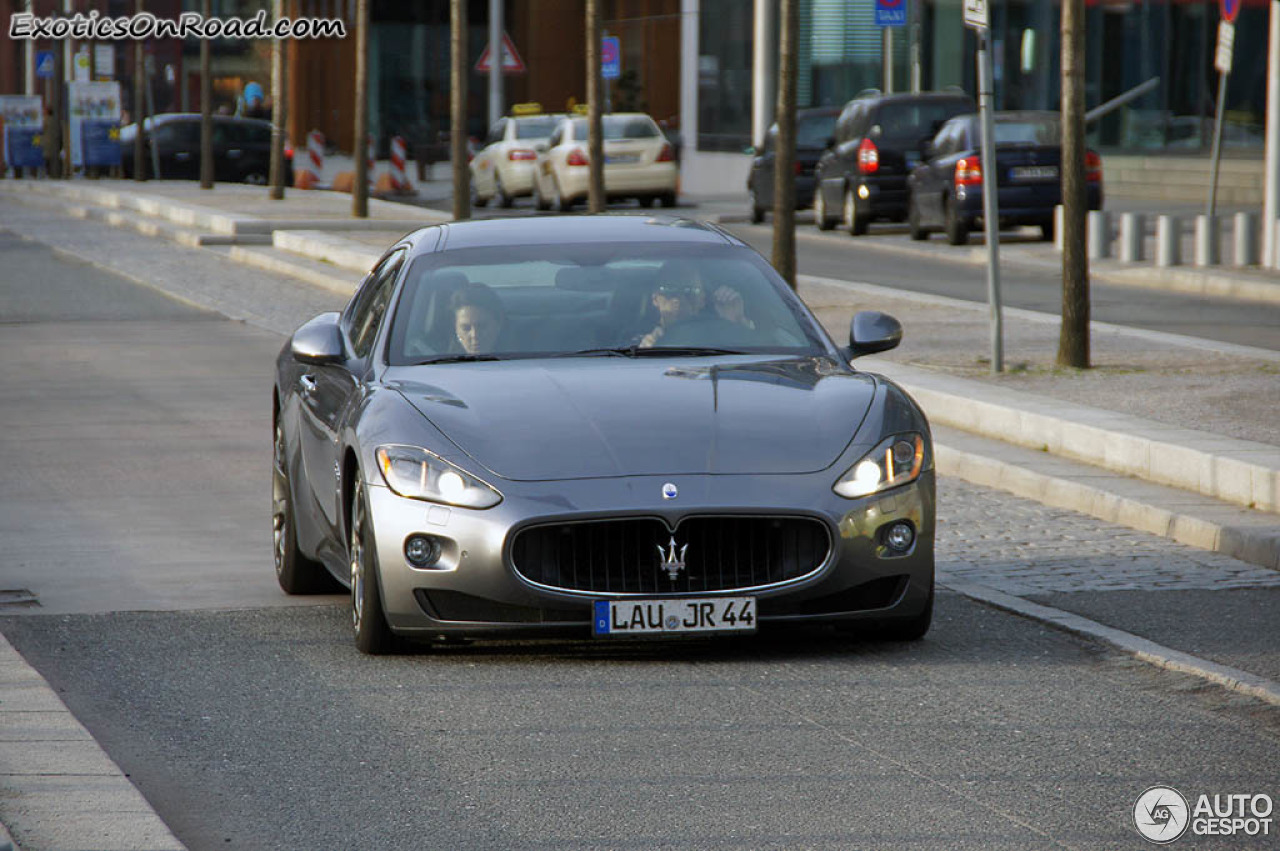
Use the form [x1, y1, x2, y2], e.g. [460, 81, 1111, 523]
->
[1208, 7, 1237, 219]
[488, 0, 502, 127]
[966, 0, 1003, 374]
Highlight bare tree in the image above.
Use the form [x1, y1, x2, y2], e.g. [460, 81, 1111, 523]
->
[353, 0, 370, 217]
[771, 0, 798, 288]
[451, 0, 470, 221]
[199, 0, 213, 190]
[586, 0, 605, 212]
[268, 0, 287, 200]
[1057, 0, 1089, 367]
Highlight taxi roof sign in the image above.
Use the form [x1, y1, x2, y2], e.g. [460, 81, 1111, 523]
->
[511, 103, 542, 116]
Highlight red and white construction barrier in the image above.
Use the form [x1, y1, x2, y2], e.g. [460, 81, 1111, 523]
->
[390, 135, 409, 192]
[367, 133, 376, 183]
[305, 130, 324, 179]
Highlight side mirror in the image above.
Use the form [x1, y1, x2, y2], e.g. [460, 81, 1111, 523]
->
[290, 311, 345, 365]
[847, 311, 903, 358]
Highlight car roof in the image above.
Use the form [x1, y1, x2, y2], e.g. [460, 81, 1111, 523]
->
[856, 91, 974, 106]
[426, 215, 742, 252]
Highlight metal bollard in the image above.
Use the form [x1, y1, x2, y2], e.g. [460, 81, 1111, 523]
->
[1119, 212, 1145, 263]
[1054, 205, 1064, 252]
[1155, 215, 1181, 267]
[1194, 215, 1220, 266]
[1234, 212, 1259, 267]
[1087, 210, 1112, 259]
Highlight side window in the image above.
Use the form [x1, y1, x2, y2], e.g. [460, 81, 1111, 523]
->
[485, 120, 505, 147]
[346, 250, 405, 359]
[548, 126, 563, 148]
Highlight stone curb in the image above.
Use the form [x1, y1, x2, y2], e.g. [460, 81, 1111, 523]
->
[227, 245, 360, 296]
[0, 634, 187, 851]
[935, 444, 1280, 571]
[943, 579, 1280, 708]
[272, 229, 385, 273]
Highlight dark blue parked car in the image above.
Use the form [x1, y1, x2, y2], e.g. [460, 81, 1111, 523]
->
[906, 111, 1103, 245]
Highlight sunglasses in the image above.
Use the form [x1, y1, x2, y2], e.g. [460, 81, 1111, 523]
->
[656, 285, 704, 298]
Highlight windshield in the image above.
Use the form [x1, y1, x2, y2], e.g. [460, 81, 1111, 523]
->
[515, 117, 559, 139]
[994, 116, 1061, 145]
[570, 115, 661, 141]
[386, 243, 827, 365]
[796, 113, 836, 149]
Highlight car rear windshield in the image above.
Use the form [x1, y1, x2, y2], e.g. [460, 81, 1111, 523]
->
[386, 242, 827, 364]
[515, 117, 559, 139]
[994, 116, 1061, 145]
[570, 116, 661, 140]
[796, 113, 837, 149]
[875, 99, 972, 141]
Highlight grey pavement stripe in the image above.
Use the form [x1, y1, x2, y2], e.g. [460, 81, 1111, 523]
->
[943, 579, 1280, 708]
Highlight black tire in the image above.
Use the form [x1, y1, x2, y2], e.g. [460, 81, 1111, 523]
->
[814, 187, 836, 231]
[1039, 219, 1055, 242]
[907, 194, 929, 241]
[350, 480, 398, 655]
[844, 186, 868, 236]
[532, 181, 551, 211]
[659, 192, 677, 208]
[749, 187, 764, 224]
[272, 421, 336, 594]
[495, 175, 513, 208]
[553, 178, 574, 212]
[243, 171, 268, 186]
[944, 198, 970, 246]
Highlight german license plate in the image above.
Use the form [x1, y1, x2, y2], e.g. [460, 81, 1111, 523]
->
[605, 153, 639, 164]
[593, 597, 756, 636]
[1011, 165, 1058, 180]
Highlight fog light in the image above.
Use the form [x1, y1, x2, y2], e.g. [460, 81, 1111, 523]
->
[404, 534, 442, 568]
[885, 521, 915, 552]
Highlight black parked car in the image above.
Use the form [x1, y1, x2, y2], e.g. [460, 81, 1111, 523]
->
[906, 110, 1104, 245]
[746, 107, 840, 223]
[120, 113, 292, 184]
[813, 91, 974, 235]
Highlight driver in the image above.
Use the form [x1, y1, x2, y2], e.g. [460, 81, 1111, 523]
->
[636, 260, 708, 348]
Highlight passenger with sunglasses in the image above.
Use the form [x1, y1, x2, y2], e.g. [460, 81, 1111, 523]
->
[636, 260, 709, 348]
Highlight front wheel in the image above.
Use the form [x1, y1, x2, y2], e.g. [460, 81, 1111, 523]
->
[350, 481, 398, 655]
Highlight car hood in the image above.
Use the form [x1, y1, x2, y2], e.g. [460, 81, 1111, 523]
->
[387, 356, 876, 481]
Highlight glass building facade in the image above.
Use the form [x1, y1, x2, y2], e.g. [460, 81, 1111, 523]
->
[696, 0, 1269, 154]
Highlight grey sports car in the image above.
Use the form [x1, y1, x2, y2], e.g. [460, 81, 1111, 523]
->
[272, 215, 935, 654]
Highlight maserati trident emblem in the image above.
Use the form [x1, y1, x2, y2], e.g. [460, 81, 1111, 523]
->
[661, 482, 678, 500]
[657, 535, 688, 581]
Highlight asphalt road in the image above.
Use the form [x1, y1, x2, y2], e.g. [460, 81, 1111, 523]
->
[1, 212, 1278, 850]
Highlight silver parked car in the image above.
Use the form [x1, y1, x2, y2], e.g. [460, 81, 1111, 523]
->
[272, 215, 935, 654]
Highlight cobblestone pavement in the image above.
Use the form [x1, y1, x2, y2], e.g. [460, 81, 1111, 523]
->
[937, 477, 1280, 594]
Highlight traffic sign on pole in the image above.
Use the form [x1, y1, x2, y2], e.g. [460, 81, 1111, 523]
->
[876, 0, 907, 28]
[1221, 0, 1240, 23]
[35, 51, 54, 80]
[475, 32, 526, 75]
[602, 36, 621, 79]
[963, 0, 988, 30]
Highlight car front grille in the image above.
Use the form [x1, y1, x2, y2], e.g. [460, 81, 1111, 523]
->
[510, 516, 831, 595]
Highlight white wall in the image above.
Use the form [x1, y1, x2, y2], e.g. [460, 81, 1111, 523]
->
[680, 150, 753, 197]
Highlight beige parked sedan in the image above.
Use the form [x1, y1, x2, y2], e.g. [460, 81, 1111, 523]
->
[531, 113, 678, 211]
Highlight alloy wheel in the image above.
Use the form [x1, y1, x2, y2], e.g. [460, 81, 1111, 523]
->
[271, 423, 289, 578]
[350, 499, 367, 633]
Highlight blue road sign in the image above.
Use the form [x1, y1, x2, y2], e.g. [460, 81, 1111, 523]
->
[876, 0, 908, 27]
[1221, 0, 1240, 21]
[35, 51, 55, 80]
[602, 36, 621, 80]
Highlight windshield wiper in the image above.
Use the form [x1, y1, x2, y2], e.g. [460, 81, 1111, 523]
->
[557, 346, 750, 359]
[555, 346, 642, 358]
[407, 353, 504, 365]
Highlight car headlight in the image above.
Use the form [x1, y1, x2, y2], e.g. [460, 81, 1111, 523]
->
[833, 433, 926, 499]
[375, 444, 503, 509]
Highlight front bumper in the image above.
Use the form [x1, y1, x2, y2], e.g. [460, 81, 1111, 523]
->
[364, 468, 935, 640]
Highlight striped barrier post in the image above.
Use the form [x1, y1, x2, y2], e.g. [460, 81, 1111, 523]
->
[306, 130, 324, 180]
[367, 133, 376, 185]
[390, 135, 408, 192]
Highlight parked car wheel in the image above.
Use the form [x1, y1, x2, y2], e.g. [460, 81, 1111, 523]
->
[243, 170, 268, 186]
[814, 187, 836, 231]
[749, 187, 764, 224]
[659, 192, 677, 208]
[532, 180, 551, 211]
[844, 186, 868, 236]
[907, 195, 929, 242]
[496, 175, 514, 208]
[553, 178, 575, 212]
[944, 198, 970, 246]
[350, 480, 399, 655]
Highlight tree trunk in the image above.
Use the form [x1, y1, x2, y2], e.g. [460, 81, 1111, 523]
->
[586, 0, 605, 213]
[1057, 0, 1089, 368]
[353, 0, 370, 217]
[771, 0, 798, 289]
[199, 0, 213, 190]
[268, 0, 286, 200]
[451, 0, 471, 221]
[133, 1, 143, 183]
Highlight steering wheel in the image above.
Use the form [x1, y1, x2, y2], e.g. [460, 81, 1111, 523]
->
[658, 317, 758, 348]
